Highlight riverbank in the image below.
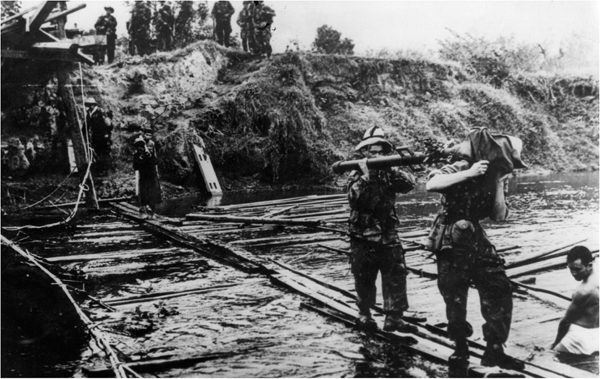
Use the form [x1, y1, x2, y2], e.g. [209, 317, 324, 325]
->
[1, 42, 598, 201]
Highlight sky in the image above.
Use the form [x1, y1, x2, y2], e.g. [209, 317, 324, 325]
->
[20, 0, 599, 64]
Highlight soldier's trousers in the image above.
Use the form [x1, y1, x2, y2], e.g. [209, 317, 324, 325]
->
[437, 248, 513, 343]
[350, 237, 409, 315]
[106, 35, 116, 64]
[215, 20, 232, 47]
[254, 27, 272, 57]
[241, 27, 255, 53]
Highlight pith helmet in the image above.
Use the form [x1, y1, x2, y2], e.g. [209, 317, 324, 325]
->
[355, 126, 394, 152]
[84, 97, 97, 105]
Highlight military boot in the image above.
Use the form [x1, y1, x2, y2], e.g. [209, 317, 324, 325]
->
[355, 310, 377, 331]
[383, 312, 418, 333]
[481, 343, 525, 371]
[448, 339, 470, 377]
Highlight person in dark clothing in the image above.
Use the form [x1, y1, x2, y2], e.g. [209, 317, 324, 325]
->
[155, 1, 174, 51]
[426, 128, 527, 371]
[84, 97, 113, 176]
[347, 126, 417, 333]
[252, 1, 275, 59]
[237, 1, 255, 53]
[133, 136, 162, 219]
[128, 2, 153, 56]
[94, 6, 118, 64]
[211, 1, 234, 47]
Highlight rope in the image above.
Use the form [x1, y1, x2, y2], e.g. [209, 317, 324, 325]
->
[18, 168, 76, 210]
[2, 157, 93, 231]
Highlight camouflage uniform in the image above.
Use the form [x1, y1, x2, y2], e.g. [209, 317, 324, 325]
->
[237, 2, 255, 53]
[347, 167, 415, 316]
[252, 3, 275, 58]
[156, 2, 174, 51]
[427, 160, 513, 344]
[94, 13, 118, 64]
[211, 1, 235, 47]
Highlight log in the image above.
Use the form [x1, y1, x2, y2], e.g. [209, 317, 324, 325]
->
[104, 283, 245, 306]
[0, 5, 37, 25]
[505, 239, 588, 269]
[230, 232, 334, 246]
[510, 280, 571, 302]
[186, 213, 322, 227]
[45, 247, 179, 263]
[32, 196, 132, 211]
[508, 252, 599, 279]
[263, 205, 298, 218]
[112, 203, 268, 274]
[83, 346, 272, 377]
[281, 208, 348, 219]
[216, 194, 345, 211]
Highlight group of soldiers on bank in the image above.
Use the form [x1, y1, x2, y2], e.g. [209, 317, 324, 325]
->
[212, 0, 276, 59]
[92, 1, 276, 65]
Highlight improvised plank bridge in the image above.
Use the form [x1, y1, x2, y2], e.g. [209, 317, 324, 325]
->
[2, 193, 596, 378]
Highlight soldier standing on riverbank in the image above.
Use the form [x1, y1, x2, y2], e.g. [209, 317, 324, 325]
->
[426, 128, 526, 371]
[252, 1, 275, 60]
[347, 126, 418, 332]
[155, 1, 174, 52]
[94, 6, 118, 64]
[85, 98, 113, 176]
[211, 1, 235, 47]
[237, 1, 255, 53]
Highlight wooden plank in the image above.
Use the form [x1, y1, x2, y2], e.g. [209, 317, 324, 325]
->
[230, 232, 334, 246]
[45, 247, 180, 263]
[191, 143, 222, 195]
[263, 205, 298, 218]
[104, 283, 245, 306]
[216, 194, 346, 211]
[505, 239, 588, 269]
[186, 213, 322, 227]
[112, 203, 268, 274]
[0, 4, 38, 25]
[27, 1, 56, 32]
[281, 208, 348, 219]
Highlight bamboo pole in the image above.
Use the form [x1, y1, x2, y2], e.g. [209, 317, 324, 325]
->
[186, 213, 322, 227]
[505, 239, 588, 269]
[57, 65, 98, 209]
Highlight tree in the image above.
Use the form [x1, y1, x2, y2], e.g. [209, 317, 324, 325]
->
[311, 25, 354, 55]
[1, 1, 21, 19]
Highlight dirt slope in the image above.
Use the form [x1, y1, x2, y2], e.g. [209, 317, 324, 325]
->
[1, 41, 598, 199]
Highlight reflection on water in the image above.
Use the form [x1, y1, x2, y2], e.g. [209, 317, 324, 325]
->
[159, 172, 599, 218]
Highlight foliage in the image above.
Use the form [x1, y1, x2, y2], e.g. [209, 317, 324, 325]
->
[311, 25, 355, 55]
[1, 0, 20, 19]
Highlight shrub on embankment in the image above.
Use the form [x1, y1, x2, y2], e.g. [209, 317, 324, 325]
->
[1, 41, 597, 195]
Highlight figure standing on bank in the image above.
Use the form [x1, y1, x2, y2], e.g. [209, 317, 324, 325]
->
[94, 6, 118, 64]
[84, 97, 113, 176]
[211, 1, 235, 47]
[252, 1, 275, 59]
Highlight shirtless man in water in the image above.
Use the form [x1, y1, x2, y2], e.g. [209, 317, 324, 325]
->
[551, 246, 599, 355]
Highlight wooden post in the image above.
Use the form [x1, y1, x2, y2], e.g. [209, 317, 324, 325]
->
[57, 65, 99, 209]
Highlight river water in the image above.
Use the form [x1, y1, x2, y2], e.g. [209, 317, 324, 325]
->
[6, 171, 598, 378]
